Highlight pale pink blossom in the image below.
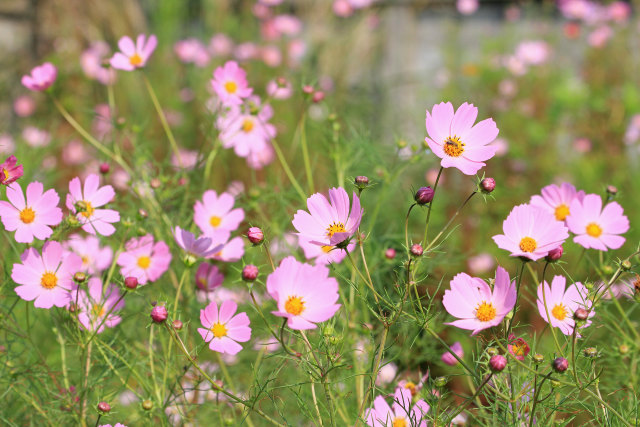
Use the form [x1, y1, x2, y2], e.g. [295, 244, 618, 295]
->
[117, 235, 172, 285]
[211, 61, 253, 105]
[197, 300, 251, 355]
[110, 34, 157, 71]
[566, 194, 629, 251]
[21, 62, 57, 91]
[66, 174, 120, 236]
[74, 278, 124, 333]
[64, 234, 113, 274]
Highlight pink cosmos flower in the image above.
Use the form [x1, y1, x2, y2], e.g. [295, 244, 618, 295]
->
[208, 235, 245, 263]
[174, 226, 222, 258]
[425, 102, 499, 175]
[81, 42, 116, 85]
[66, 174, 120, 236]
[64, 234, 113, 274]
[292, 187, 363, 247]
[0, 181, 62, 243]
[13, 95, 36, 117]
[298, 235, 354, 265]
[266, 78, 293, 100]
[195, 262, 224, 292]
[21, 62, 57, 91]
[194, 190, 245, 236]
[515, 41, 550, 65]
[441, 341, 464, 366]
[11, 241, 82, 309]
[537, 275, 593, 335]
[73, 278, 124, 333]
[492, 204, 569, 261]
[117, 235, 172, 285]
[442, 267, 517, 335]
[22, 126, 51, 147]
[62, 140, 90, 165]
[209, 34, 233, 57]
[174, 38, 210, 67]
[197, 300, 251, 355]
[530, 182, 585, 223]
[0, 155, 23, 185]
[457, 0, 478, 15]
[266, 256, 341, 330]
[210, 61, 253, 106]
[507, 334, 530, 361]
[375, 362, 398, 386]
[246, 142, 275, 170]
[365, 387, 430, 427]
[110, 34, 157, 71]
[602, 280, 634, 300]
[566, 194, 629, 251]
[0, 134, 15, 154]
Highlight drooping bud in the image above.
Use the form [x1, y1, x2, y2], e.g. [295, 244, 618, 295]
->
[124, 276, 138, 290]
[414, 186, 434, 205]
[242, 265, 259, 282]
[247, 227, 264, 245]
[384, 248, 396, 260]
[480, 177, 496, 194]
[150, 305, 168, 323]
[546, 246, 563, 262]
[552, 357, 569, 373]
[410, 244, 423, 257]
[97, 401, 111, 413]
[489, 354, 507, 372]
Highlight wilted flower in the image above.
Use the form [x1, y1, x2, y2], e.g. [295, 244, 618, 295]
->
[508, 334, 530, 361]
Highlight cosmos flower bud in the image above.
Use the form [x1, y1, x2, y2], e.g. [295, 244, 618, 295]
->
[583, 347, 598, 358]
[489, 355, 507, 372]
[242, 264, 259, 282]
[621, 260, 632, 271]
[312, 91, 325, 103]
[552, 357, 569, 373]
[247, 227, 264, 245]
[142, 400, 153, 411]
[532, 353, 544, 364]
[73, 272, 88, 284]
[573, 307, 589, 321]
[99, 163, 110, 174]
[124, 276, 138, 290]
[606, 185, 617, 198]
[434, 376, 448, 387]
[172, 320, 183, 330]
[486, 347, 499, 357]
[546, 246, 563, 262]
[384, 248, 396, 260]
[302, 85, 314, 94]
[410, 244, 423, 257]
[150, 178, 161, 189]
[414, 186, 434, 205]
[97, 401, 111, 413]
[150, 305, 168, 323]
[619, 344, 630, 355]
[355, 175, 369, 190]
[480, 177, 496, 193]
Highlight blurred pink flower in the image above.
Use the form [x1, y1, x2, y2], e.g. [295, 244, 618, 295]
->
[0, 155, 23, 185]
[0, 134, 15, 154]
[93, 104, 113, 140]
[174, 38, 210, 67]
[567, 194, 629, 251]
[467, 252, 495, 275]
[365, 387, 430, 426]
[66, 174, 120, 236]
[573, 138, 592, 153]
[81, 42, 116, 85]
[515, 41, 550, 65]
[207, 235, 245, 263]
[197, 300, 251, 355]
[261, 45, 282, 67]
[64, 234, 113, 274]
[171, 149, 198, 170]
[493, 204, 569, 261]
[266, 78, 293, 99]
[537, 276, 593, 335]
[13, 95, 36, 117]
[333, 0, 354, 17]
[21, 62, 57, 91]
[266, 256, 341, 330]
[457, 0, 478, 15]
[246, 142, 275, 170]
[62, 140, 90, 165]
[441, 341, 464, 366]
[211, 61, 253, 106]
[195, 262, 224, 292]
[22, 126, 51, 147]
[110, 34, 157, 71]
[234, 42, 259, 61]
[0, 181, 62, 243]
[287, 39, 307, 67]
[375, 362, 397, 386]
[209, 34, 234, 57]
[607, 1, 630, 22]
[442, 267, 516, 335]
[602, 280, 634, 299]
[194, 190, 245, 236]
[588, 26, 612, 48]
[117, 234, 172, 285]
[292, 187, 363, 247]
[74, 278, 124, 333]
[425, 102, 499, 175]
[507, 334, 530, 360]
[11, 241, 82, 309]
[272, 15, 303, 36]
[530, 182, 585, 224]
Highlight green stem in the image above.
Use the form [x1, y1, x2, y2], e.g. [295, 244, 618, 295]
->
[142, 73, 182, 166]
[424, 191, 477, 253]
[421, 166, 443, 246]
[270, 137, 307, 201]
[357, 327, 389, 424]
[299, 113, 315, 194]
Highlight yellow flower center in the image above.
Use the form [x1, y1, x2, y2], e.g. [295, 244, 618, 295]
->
[19, 207, 35, 224]
[552, 304, 567, 321]
[443, 135, 465, 157]
[224, 81, 238, 94]
[519, 237, 537, 253]
[211, 322, 228, 338]
[40, 272, 58, 289]
[1, 168, 8, 181]
[392, 417, 407, 427]
[137, 256, 151, 269]
[326, 222, 346, 238]
[554, 204, 570, 221]
[403, 381, 416, 395]
[242, 119, 254, 133]
[129, 53, 143, 66]
[81, 255, 90, 266]
[209, 216, 222, 227]
[80, 201, 95, 219]
[586, 222, 602, 238]
[475, 301, 497, 322]
[91, 304, 106, 318]
[511, 342, 526, 357]
[285, 296, 305, 316]
[321, 245, 333, 253]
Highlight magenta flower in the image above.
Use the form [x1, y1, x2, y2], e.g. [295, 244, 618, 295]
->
[11, 241, 82, 309]
[117, 235, 172, 285]
[442, 267, 516, 335]
[21, 62, 57, 91]
[174, 226, 222, 258]
[298, 235, 354, 265]
[110, 34, 157, 71]
[266, 256, 341, 330]
[197, 300, 251, 355]
[566, 194, 629, 251]
[365, 387, 430, 427]
[492, 204, 569, 261]
[292, 187, 363, 247]
[530, 182, 584, 223]
[194, 190, 245, 236]
[74, 278, 124, 333]
[210, 61, 253, 105]
[537, 276, 593, 335]
[66, 174, 119, 236]
[441, 341, 464, 366]
[425, 102, 499, 175]
[0, 155, 23, 185]
[0, 181, 63, 243]
[195, 262, 224, 292]
[64, 234, 114, 274]
[507, 334, 530, 361]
